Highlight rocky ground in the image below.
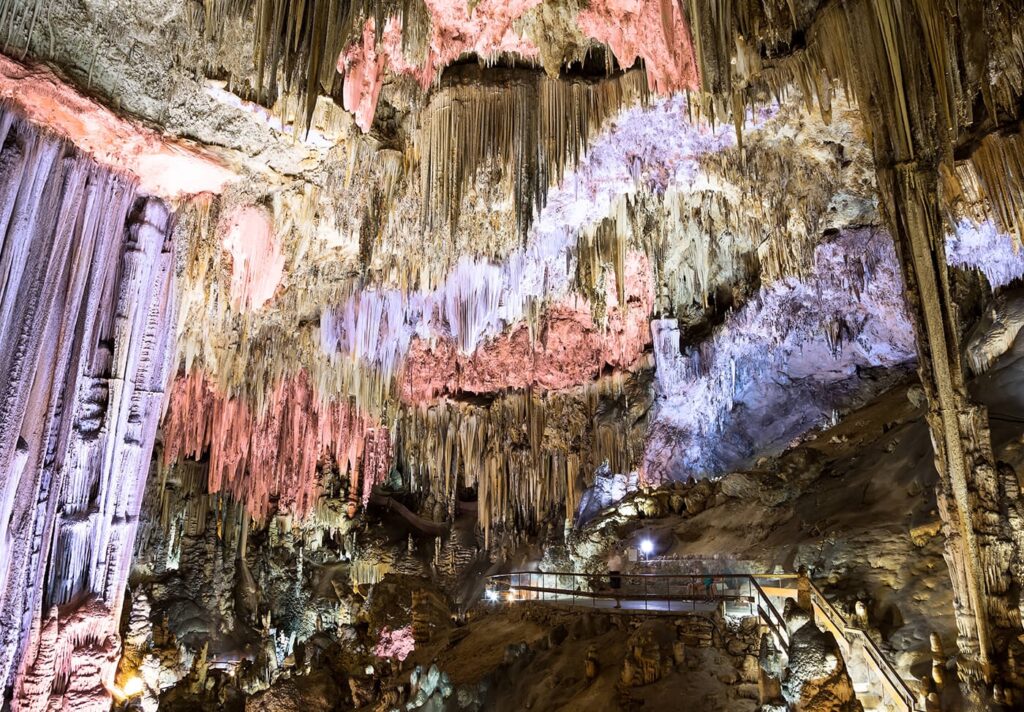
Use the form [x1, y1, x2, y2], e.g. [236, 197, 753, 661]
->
[248, 604, 767, 712]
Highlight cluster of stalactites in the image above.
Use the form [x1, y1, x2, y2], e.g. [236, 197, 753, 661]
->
[319, 254, 526, 381]
[171, 186, 385, 415]
[155, 364, 652, 545]
[710, 0, 1024, 242]
[678, 0, 1024, 217]
[574, 193, 755, 321]
[574, 199, 629, 324]
[417, 66, 649, 238]
[160, 369, 390, 522]
[0, 107, 177, 709]
[570, 132, 841, 322]
[396, 369, 650, 544]
[202, 0, 709, 139]
[942, 127, 1024, 246]
[196, 0, 431, 134]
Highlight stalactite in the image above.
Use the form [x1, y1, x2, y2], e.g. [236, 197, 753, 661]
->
[417, 65, 648, 237]
[574, 198, 629, 318]
[160, 369, 384, 522]
[361, 427, 393, 505]
[172, 185, 378, 416]
[0, 107, 176, 709]
[320, 286, 417, 379]
[210, 0, 709, 136]
[249, 0, 372, 133]
[955, 126, 1024, 244]
[203, 0, 431, 134]
[340, 18, 392, 133]
[200, 93, 745, 427]
[397, 364, 651, 544]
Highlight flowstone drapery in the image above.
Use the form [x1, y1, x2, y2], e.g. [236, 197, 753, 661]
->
[0, 107, 176, 711]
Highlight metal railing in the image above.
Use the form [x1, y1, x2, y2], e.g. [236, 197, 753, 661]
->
[485, 570, 920, 711]
[806, 584, 920, 712]
[748, 575, 791, 654]
[486, 572, 789, 652]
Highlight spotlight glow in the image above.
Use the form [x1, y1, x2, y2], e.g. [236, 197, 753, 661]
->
[122, 676, 144, 698]
[640, 539, 654, 555]
[486, 589, 499, 602]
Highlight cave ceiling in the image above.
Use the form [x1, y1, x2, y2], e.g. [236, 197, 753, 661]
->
[1, 0, 1024, 709]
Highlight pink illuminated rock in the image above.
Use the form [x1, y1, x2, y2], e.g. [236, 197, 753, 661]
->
[0, 54, 234, 197]
[338, 0, 540, 129]
[13, 600, 119, 712]
[161, 370, 387, 521]
[374, 625, 416, 661]
[401, 253, 654, 402]
[578, 0, 699, 93]
[340, 20, 391, 132]
[220, 206, 285, 311]
[421, 0, 541, 80]
[335, 0, 700, 129]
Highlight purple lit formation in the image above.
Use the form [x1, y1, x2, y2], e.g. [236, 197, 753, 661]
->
[0, 109, 176, 711]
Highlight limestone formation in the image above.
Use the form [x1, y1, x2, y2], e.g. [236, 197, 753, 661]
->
[1, 0, 1023, 709]
[782, 622, 863, 712]
[0, 106, 177, 710]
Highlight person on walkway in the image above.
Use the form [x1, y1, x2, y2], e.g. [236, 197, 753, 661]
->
[702, 574, 714, 601]
[607, 547, 623, 608]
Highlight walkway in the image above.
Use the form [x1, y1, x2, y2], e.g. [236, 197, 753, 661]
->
[484, 571, 921, 712]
